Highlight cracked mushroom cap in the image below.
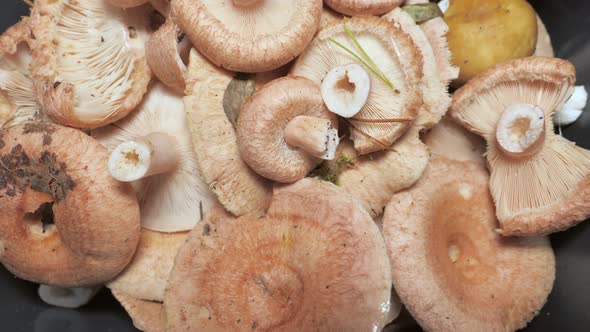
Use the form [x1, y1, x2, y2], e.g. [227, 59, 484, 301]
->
[171, 0, 321, 73]
[93, 82, 216, 233]
[325, 0, 402, 16]
[0, 19, 42, 128]
[423, 117, 486, 164]
[291, 16, 423, 155]
[185, 49, 272, 216]
[164, 178, 393, 331]
[383, 158, 555, 331]
[108, 229, 188, 302]
[29, 0, 152, 129]
[237, 76, 339, 183]
[384, 8, 452, 128]
[0, 123, 140, 287]
[449, 57, 590, 236]
[113, 291, 165, 332]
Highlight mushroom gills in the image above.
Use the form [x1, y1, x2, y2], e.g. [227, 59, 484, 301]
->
[495, 103, 545, 158]
[38, 285, 101, 309]
[321, 63, 370, 118]
[284, 115, 340, 160]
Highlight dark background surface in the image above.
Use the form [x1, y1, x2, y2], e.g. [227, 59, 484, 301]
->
[1, 0, 589, 331]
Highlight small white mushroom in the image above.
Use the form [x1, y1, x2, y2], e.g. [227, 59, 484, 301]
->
[38, 285, 101, 309]
[554, 85, 587, 126]
[321, 63, 370, 118]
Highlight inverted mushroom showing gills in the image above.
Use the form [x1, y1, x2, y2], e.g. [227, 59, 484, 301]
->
[164, 178, 393, 331]
[449, 57, 590, 236]
[324, 0, 402, 16]
[93, 82, 216, 233]
[171, 0, 322, 73]
[29, 0, 152, 129]
[237, 76, 339, 183]
[0, 123, 141, 287]
[383, 157, 555, 331]
[291, 16, 423, 154]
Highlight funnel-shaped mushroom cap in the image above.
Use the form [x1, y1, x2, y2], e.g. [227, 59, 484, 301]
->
[108, 229, 188, 302]
[325, 0, 401, 16]
[384, 8, 452, 128]
[291, 16, 423, 154]
[93, 82, 216, 233]
[0, 19, 41, 127]
[383, 158, 555, 331]
[171, 0, 321, 73]
[113, 291, 166, 332]
[237, 76, 339, 183]
[0, 123, 140, 287]
[165, 178, 392, 331]
[424, 117, 486, 164]
[450, 57, 590, 235]
[29, 0, 152, 129]
[534, 15, 554, 57]
[185, 49, 272, 216]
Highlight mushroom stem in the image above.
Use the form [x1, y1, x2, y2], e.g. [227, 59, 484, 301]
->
[108, 132, 180, 182]
[232, 0, 262, 7]
[38, 284, 101, 309]
[495, 103, 546, 158]
[284, 115, 340, 160]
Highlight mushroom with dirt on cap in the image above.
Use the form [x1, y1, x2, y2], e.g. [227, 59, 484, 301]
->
[237, 76, 340, 183]
[383, 157, 555, 331]
[164, 178, 393, 331]
[449, 56, 590, 236]
[171, 0, 322, 73]
[92, 82, 216, 233]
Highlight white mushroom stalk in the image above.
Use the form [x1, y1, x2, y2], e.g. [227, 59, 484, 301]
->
[38, 285, 101, 309]
[108, 133, 180, 182]
[496, 103, 546, 158]
[321, 63, 370, 118]
[284, 115, 340, 160]
[554, 85, 587, 127]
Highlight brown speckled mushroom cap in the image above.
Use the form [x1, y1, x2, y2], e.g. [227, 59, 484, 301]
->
[291, 16, 423, 155]
[164, 178, 393, 331]
[325, 0, 402, 16]
[112, 291, 166, 332]
[449, 57, 590, 236]
[29, 0, 152, 129]
[0, 123, 140, 287]
[171, 0, 321, 73]
[237, 76, 338, 183]
[383, 157, 555, 331]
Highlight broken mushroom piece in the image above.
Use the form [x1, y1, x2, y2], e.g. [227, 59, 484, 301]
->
[423, 117, 486, 164]
[325, 0, 402, 16]
[113, 291, 165, 332]
[93, 82, 216, 233]
[237, 76, 339, 183]
[29, 0, 152, 129]
[383, 158, 555, 331]
[0, 123, 140, 287]
[171, 0, 321, 73]
[164, 178, 393, 331]
[38, 285, 100, 309]
[146, 20, 190, 94]
[450, 57, 590, 235]
[185, 49, 272, 217]
[291, 16, 423, 154]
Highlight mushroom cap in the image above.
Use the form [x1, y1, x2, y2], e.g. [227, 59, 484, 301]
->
[107, 0, 149, 8]
[93, 82, 216, 233]
[423, 117, 486, 164]
[164, 178, 393, 331]
[150, 0, 171, 16]
[107, 229, 188, 302]
[185, 49, 272, 216]
[291, 16, 423, 154]
[534, 15, 554, 57]
[0, 123, 140, 287]
[237, 76, 338, 183]
[320, 5, 343, 28]
[449, 57, 590, 235]
[113, 291, 166, 332]
[384, 8, 452, 128]
[171, 0, 322, 73]
[29, 0, 152, 129]
[325, 0, 402, 16]
[420, 17, 460, 85]
[383, 157, 555, 331]
[0, 19, 41, 127]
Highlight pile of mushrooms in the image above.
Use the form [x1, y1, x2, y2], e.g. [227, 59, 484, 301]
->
[0, 0, 588, 331]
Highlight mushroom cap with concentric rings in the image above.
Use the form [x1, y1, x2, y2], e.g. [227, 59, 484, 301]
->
[0, 123, 140, 287]
[383, 157, 555, 331]
[164, 178, 392, 331]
